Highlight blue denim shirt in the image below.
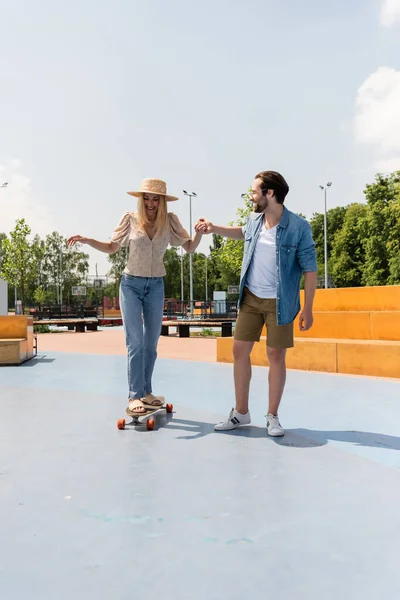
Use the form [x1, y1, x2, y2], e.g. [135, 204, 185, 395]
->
[239, 206, 317, 325]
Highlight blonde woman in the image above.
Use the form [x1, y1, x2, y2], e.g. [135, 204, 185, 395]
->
[68, 179, 202, 416]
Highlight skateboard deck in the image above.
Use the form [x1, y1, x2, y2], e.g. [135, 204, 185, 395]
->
[117, 403, 173, 431]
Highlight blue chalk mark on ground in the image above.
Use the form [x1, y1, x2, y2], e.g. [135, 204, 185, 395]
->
[82, 511, 151, 525]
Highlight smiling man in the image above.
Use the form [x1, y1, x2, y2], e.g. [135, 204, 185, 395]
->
[195, 171, 317, 436]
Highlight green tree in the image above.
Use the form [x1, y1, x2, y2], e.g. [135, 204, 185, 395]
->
[208, 234, 223, 284]
[192, 252, 208, 301]
[0, 219, 37, 307]
[180, 252, 206, 302]
[0, 233, 11, 308]
[203, 235, 223, 298]
[29, 235, 46, 303]
[40, 232, 89, 305]
[107, 246, 129, 297]
[0, 232, 7, 269]
[41, 232, 65, 303]
[33, 285, 46, 307]
[362, 171, 400, 286]
[387, 195, 400, 283]
[330, 203, 368, 287]
[164, 247, 182, 298]
[310, 206, 347, 281]
[103, 282, 119, 301]
[62, 243, 90, 303]
[212, 197, 253, 289]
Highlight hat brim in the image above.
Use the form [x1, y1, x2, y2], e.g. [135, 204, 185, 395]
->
[127, 191, 178, 202]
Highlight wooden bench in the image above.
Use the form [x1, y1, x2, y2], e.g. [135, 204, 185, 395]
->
[33, 318, 99, 333]
[98, 317, 123, 327]
[0, 316, 36, 365]
[31, 308, 98, 319]
[161, 320, 233, 338]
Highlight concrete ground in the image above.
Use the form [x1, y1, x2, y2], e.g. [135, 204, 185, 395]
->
[1, 329, 400, 599]
[36, 327, 217, 362]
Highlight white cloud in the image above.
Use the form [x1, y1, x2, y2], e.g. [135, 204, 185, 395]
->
[354, 67, 400, 171]
[374, 156, 400, 172]
[380, 0, 400, 27]
[0, 160, 56, 238]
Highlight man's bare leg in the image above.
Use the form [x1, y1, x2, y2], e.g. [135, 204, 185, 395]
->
[233, 340, 255, 414]
[266, 346, 287, 415]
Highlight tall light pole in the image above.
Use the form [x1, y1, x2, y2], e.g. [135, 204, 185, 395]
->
[183, 190, 197, 316]
[60, 246, 63, 307]
[205, 256, 208, 303]
[180, 247, 184, 316]
[319, 182, 332, 289]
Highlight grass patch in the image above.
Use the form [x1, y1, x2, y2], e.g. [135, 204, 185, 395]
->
[34, 324, 51, 333]
[191, 328, 222, 338]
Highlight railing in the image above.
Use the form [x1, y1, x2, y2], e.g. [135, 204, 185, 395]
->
[163, 300, 238, 320]
[30, 305, 101, 320]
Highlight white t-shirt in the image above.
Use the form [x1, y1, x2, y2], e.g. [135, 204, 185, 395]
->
[245, 224, 277, 299]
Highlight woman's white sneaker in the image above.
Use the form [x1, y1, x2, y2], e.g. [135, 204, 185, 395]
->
[266, 414, 284, 437]
[214, 408, 251, 431]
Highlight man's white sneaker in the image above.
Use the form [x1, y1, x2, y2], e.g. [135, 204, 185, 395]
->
[266, 414, 284, 437]
[214, 408, 251, 431]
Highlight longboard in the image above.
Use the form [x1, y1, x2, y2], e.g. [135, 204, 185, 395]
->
[117, 403, 173, 431]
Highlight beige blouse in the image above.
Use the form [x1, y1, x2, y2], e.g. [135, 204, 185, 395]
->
[110, 212, 191, 277]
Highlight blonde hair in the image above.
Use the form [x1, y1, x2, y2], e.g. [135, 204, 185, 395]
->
[137, 193, 169, 238]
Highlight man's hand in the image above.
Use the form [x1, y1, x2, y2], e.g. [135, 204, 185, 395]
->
[299, 309, 313, 331]
[195, 218, 214, 234]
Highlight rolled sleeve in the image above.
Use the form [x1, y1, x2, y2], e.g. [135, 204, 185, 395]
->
[296, 222, 318, 272]
[242, 215, 250, 238]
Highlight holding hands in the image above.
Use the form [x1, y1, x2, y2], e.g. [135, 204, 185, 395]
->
[195, 218, 214, 234]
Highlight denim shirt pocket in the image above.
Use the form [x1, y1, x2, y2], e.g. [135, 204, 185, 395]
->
[280, 244, 296, 267]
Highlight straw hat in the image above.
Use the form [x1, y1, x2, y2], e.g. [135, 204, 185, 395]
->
[127, 178, 178, 202]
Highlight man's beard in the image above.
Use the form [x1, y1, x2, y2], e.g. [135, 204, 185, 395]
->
[253, 199, 268, 213]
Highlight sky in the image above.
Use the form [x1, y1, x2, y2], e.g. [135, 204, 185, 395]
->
[1, 0, 400, 277]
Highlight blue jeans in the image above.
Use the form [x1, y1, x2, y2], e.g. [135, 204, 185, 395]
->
[119, 274, 164, 399]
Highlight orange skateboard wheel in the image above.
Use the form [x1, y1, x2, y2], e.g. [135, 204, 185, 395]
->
[166, 403, 173, 413]
[117, 418, 126, 430]
[146, 419, 155, 431]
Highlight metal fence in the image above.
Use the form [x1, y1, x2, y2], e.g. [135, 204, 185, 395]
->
[29, 299, 238, 321]
[30, 304, 103, 320]
[163, 299, 238, 320]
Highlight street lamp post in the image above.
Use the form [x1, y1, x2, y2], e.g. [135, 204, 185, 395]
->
[205, 256, 208, 302]
[180, 247, 184, 316]
[60, 246, 63, 307]
[183, 190, 197, 317]
[319, 182, 332, 289]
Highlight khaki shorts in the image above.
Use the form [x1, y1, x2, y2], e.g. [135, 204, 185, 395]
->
[234, 287, 294, 348]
